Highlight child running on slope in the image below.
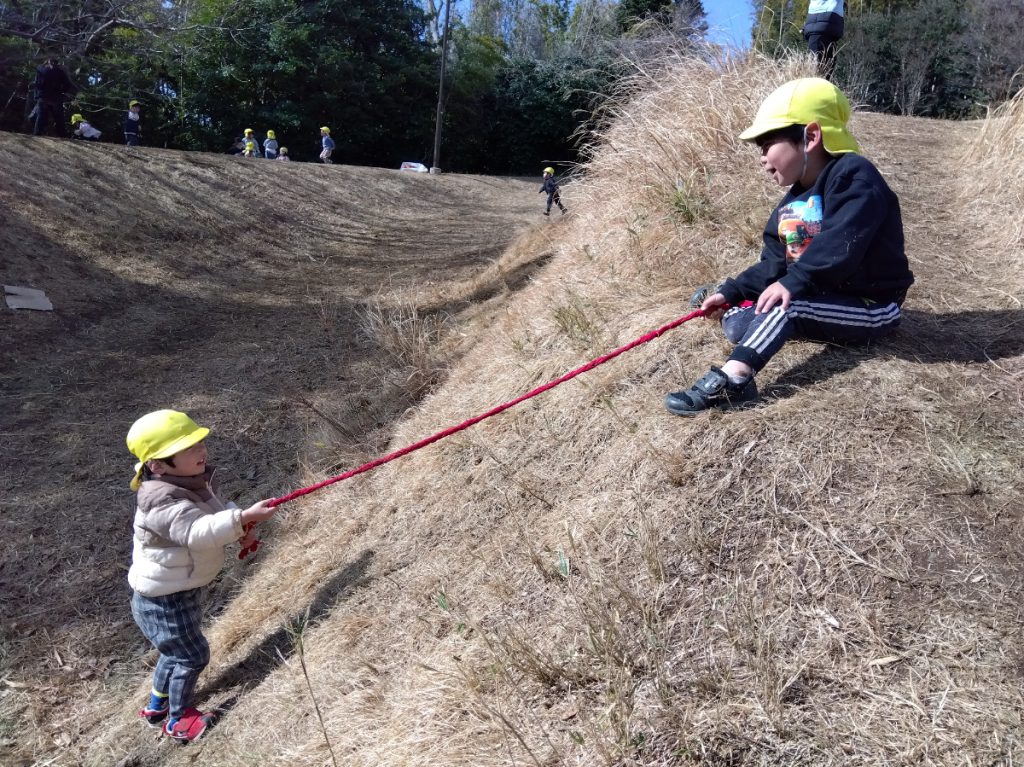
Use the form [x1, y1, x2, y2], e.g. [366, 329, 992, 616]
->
[126, 410, 277, 743]
[539, 166, 567, 216]
[664, 78, 914, 415]
[319, 126, 334, 163]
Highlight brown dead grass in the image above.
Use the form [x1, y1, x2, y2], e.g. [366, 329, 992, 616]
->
[4, 50, 1024, 767]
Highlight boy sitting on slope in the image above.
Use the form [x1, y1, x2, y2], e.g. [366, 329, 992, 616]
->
[665, 77, 914, 415]
[126, 410, 277, 743]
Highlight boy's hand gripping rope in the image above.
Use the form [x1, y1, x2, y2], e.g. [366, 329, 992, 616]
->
[238, 306, 723, 557]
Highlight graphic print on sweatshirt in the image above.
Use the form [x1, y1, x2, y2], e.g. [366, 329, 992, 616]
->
[777, 195, 823, 262]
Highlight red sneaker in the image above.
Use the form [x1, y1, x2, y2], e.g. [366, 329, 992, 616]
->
[162, 707, 215, 744]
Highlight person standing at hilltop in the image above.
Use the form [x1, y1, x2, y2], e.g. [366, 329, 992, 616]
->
[319, 126, 334, 163]
[124, 100, 143, 146]
[242, 128, 261, 158]
[802, 0, 845, 79]
[263, 129, 279, 160]
[125, 410, 278, 744]
[664, 78, 914, 416]
[31, 58, 77, 137]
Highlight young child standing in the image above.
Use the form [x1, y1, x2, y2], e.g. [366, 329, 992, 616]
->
[539, 167, 567, 216]
[263, 129, 279, 160]
[126, 410, 277, 743]
[124, 100, 142, 146]
[319, 126, 334, 163]
[664, 78, 914, 416]
[242, 128, 261, 158]
[276, 146, 290, 161]
[70, 114, 101, 141]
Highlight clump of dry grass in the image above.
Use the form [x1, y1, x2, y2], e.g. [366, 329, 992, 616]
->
[962, 80, 1024, 293]
[357, 300, 459, 398]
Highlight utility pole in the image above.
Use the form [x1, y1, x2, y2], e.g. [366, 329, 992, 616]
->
[430, 0, 452, 173]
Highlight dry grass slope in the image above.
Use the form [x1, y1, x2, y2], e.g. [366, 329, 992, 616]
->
[4, 52, 1024, 766]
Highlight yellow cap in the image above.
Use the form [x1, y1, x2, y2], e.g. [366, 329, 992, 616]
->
[320, 126, 330, 134]
[126, 410, 209, 490]
[244, 127, 254, 134]
[266, 129, 276, 139]
[543, 167, 555, 175]
[129, 100, 140, 108]
[70, 114, 83, 124]
[739, 78, 859, 155]
[280, 146, 288, 153]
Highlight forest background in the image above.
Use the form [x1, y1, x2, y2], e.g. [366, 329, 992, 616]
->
[0, 0, 1021, 171]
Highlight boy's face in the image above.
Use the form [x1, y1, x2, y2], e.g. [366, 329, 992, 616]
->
[757, 133, 804, 188]
[130, 105, 140, 113]
[149, 440, 208, 478]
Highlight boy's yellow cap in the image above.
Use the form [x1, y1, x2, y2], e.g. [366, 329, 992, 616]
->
[126, 410, 209, 490]
[320, 126, 330, 133]
[739, 78, 859, 155]
[70, 114, 83, 124]
[129, 100, 140, 107]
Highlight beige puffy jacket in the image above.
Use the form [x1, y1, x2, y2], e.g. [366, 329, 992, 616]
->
[127, 469, 243, 597]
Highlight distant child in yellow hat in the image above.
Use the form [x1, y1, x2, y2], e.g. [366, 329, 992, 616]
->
[241, 127, 260, 158]
[124, 100, 142, 146]
[70, 113, 101, 141]
[276, 146, 290, 161]
[538, 166, 567, 216]
[319, 126, 334, 163]
[125, 410, 277, 743]
[263, 129, 279, 160]
[664, 77, 914, 415]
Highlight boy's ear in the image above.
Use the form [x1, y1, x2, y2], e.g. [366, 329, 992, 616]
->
[805, 122, 825, 152]
[146, 458, 167, 475]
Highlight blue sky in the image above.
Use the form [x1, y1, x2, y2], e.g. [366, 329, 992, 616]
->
[705, 0, 755, 49]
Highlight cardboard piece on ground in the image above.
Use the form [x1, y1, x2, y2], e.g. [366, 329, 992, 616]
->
[4, 285, 54, 311]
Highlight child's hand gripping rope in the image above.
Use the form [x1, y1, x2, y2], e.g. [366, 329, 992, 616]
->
[237, 499, 278, 559]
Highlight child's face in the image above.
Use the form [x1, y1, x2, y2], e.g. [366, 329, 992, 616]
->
[150, 440, 208, 478]
[130, 105, 140, 113]
[757, 135, 804, 187]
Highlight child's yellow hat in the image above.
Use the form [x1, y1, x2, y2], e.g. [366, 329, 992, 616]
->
[320, 126, 330, 134]
[129, 100, 140, 107]
[267, 129, 276, 139]
[244, 127, 254, 134]
[739, 78, 859, 155]
[126, 410, 209, 490]
[70, 114, 83, 124]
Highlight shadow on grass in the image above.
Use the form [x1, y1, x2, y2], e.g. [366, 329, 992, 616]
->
[200, 548, 375, 711]
[763, 307, 1024, 400]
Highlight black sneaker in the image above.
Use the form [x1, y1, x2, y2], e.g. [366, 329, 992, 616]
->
[664, 367, 758, 416]
[689, 283, 719, 309]
[543, 211, 550, 216]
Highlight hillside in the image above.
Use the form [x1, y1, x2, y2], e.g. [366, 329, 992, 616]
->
[3, 53, 1024, 767]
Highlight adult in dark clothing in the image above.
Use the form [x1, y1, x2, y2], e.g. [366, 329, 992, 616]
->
[802, 0, 845, 80]
[32, 58, 78, 137]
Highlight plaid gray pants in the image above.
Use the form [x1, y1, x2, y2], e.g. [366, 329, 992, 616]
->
[131, 588, 210, 720]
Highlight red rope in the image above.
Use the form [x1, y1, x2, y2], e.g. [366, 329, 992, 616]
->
[269, 307, 710, 507]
